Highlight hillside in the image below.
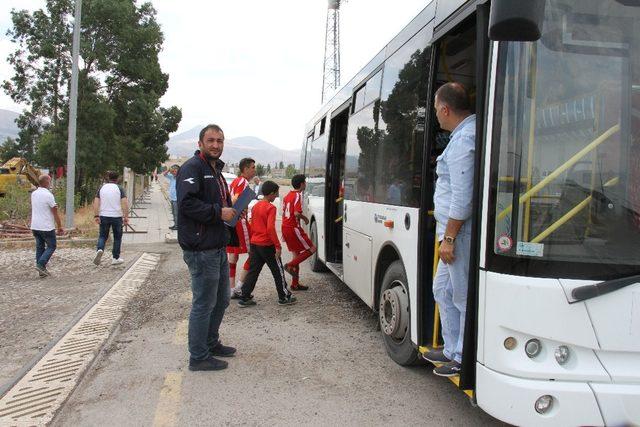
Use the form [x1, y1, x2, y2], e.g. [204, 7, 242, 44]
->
[167, 127, 300, 167]
[0, 109, 20, 142]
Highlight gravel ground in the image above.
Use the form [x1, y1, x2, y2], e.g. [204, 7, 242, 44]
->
[0, 245, 142, 389]
[54, 243, 501, 426]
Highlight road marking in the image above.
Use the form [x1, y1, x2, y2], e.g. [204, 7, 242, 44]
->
[173, 320, 188, 346]
[0, 253, 160, 426]
[152, 372, 183, 427]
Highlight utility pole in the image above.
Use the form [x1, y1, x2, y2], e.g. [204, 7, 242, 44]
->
[65, 0, 82, 229]
[321, 0, 342, 104]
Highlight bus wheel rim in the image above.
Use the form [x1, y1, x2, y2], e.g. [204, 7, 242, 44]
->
[379, 280, 409, 341]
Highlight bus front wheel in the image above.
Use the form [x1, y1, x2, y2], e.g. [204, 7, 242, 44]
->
[378, 260, 420, 366]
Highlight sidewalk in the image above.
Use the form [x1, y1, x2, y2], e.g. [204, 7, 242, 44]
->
[124, 180, 176, 244]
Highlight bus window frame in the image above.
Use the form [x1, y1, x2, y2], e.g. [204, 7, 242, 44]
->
[484, 42, 640, 282]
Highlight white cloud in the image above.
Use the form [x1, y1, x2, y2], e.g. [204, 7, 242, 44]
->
[0, 0, 429, 149]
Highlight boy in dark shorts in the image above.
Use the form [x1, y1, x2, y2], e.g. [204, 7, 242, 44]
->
[281, 174, 316, 290]
[238, 181, 296, 307]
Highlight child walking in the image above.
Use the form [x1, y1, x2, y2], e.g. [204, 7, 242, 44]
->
[281, 174, 317, 290]
[238, 181, 296, 307]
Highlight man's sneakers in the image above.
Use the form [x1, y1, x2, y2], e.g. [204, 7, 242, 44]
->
[237, 298, 257, 308]
[422, 348, 451, 364]
[35, 264, 50, 277]
[111, 258, 125, 265]
[188, 356, 228, 371]
[169, 225, 178, 230]
[230, 289, 242, 300]
[433, 360, 461, 377]
[278, 295, 297, 306]
[210, 342, 236, 358]
[291, 284, 309, 291]
[93, 249, 104, 265]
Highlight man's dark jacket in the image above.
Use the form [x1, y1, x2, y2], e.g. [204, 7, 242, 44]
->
[176, 151, 235, 251]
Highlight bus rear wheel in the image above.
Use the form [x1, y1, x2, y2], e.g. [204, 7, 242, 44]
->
[379, 260, 420, 366]
[309, 221, 326, 272]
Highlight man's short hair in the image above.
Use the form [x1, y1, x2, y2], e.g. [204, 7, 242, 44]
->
[261, 180, 279, 196]
[107, 171, 119, 182]
[291, 174, 306, 190]
[199, 124, 224, 142]
[239, 158, 255, 174]
[171, 164, 180, 170]
[38, 174, 50, 186]
[435, 82, 471, 113]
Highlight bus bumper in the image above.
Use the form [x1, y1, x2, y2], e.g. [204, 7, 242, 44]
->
[475, 363, 640, 426]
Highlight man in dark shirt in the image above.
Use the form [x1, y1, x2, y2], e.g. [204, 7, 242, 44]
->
[177, 124, 237, 371]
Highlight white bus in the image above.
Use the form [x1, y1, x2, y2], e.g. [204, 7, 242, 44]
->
[299, 0, 640, 425]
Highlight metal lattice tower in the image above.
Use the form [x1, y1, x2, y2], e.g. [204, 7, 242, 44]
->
[321, 0, 342, 103]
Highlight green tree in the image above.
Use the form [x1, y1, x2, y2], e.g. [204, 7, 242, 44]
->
[0, 137, 21, 162]
[278, 161, 284, 169]
[3, 0, 181, 202]
[266, 164, 271, 175]
[255, 163, 265, 176]
[285, 163, 297, 178]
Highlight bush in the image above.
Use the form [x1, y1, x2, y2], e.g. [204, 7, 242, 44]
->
[0, 182, 31, 221]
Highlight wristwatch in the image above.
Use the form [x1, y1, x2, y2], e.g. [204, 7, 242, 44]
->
[443, 235, 456, 244]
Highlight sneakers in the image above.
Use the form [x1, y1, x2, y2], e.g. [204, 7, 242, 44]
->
[433, 360, 461, 377]
[278, 295, 297, 305]
[35, 264, 50, 277]
[111, 258, 124, 265]
[210, 342, 236, 358]
[237, 298, 257, 308]
[422, 348, 451, 364]
[284, 263, 298, 278]
[230, 290, 242, 300]
[93, 249, 104, 265]
[169, 225, 178, 230]
[188, 356, 228, 371]
[291, 284, 309, 291]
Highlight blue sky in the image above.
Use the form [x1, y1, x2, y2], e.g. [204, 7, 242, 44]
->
[1, 0, 429, 150]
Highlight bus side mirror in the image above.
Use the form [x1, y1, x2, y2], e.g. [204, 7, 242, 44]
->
[489, 0, 546, 41]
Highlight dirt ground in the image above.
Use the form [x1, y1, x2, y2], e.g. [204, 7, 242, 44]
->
[50, 243, 501, 426]
[0, 244, 142, 391]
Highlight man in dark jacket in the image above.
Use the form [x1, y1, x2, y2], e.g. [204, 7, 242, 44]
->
[177, 124, 237, 371]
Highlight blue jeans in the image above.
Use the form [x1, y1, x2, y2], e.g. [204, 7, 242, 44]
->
[97, 216, 123, 259]
[432, 231, 471, 363]
[33, 230, 57, 268]
[183, 248, 230, 361]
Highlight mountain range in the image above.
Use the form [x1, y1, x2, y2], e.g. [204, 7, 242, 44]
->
[167, 126, 300, 167]
[0, 109, 20, 142]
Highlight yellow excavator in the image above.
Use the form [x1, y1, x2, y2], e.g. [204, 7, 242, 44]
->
[0, 157, 41, 196]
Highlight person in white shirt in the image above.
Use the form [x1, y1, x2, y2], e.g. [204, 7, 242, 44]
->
[92, 171, 129, 266]
[30, 174, 63, 277]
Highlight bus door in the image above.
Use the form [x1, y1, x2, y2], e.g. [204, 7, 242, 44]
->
[417, 4, 490, 391]
[325, 104, 349, 267]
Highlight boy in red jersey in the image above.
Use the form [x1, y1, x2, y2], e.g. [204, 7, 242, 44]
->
[237, 181, 296, 307]
[281, 174, 316, 290]
[227, 158, 256, 297]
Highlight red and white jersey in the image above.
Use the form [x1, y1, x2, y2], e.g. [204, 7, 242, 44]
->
[282, 190, 303, 228]
[229, 176, 249, 200]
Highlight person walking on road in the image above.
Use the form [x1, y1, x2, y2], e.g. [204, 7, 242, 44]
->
[228, 157, 256, 297]
[163, 164, 180, 230]
[237, 181, 296, 307]
[421, 82, 475, 377]
[177, 124, 238, 372]
[282, 174, 316, 290]
[30, 174, 64, 277]
[92, 171, 129, 266]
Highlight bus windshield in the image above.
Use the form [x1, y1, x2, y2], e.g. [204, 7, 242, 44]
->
[490, 0, 640, 274]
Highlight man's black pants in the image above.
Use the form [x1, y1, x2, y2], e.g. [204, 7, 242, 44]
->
[241, 244, 291, 300]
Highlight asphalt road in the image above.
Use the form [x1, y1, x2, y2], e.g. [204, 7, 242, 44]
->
[45, 242, 502, 426]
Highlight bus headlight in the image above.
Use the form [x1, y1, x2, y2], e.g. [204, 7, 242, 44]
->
[554, 345, 570, 365]
[535, 395, 553, 414]
[525, 338, 542, 358]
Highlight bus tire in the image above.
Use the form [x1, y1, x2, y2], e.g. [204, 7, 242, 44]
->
[309, 221, 326, 272]
[378, 260, 420, 366]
